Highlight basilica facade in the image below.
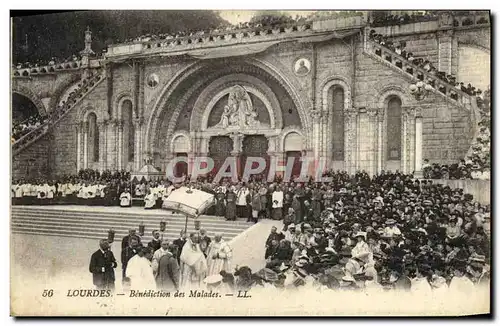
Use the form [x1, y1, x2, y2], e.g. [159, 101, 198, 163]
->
[11, 12, 491, 179]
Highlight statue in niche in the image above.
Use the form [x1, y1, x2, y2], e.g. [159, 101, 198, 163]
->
[215, 85, 261, 129]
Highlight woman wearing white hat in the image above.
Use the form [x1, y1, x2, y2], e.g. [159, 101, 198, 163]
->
[345, 232, 373, 278]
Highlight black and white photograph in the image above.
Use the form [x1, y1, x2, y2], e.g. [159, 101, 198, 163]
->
[8, 9, 491, 316]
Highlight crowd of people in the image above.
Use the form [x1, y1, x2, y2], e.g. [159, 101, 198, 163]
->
[88, 170, 490, 294]
[122, 14, 311, 45]
[14, 54, 82, 71]
[89, 228, 234, 292]
[12, 70, 103, 146]
[370, 11, 438, 27]
[422, 87, 491, 180]
[12, 114, 47, 142]
[369, 29, 484, 98]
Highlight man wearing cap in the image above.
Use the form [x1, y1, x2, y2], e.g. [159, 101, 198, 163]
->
[121, 229, 142, 250]
[206, 234, 233, 276]
[156, 244, 180, 291]
[89, 239, 117, 291]
[173, 230, 188, 263]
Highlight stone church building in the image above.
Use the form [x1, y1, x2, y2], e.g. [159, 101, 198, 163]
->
[12, 11, 490, 179]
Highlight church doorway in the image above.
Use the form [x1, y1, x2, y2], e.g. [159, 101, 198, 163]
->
[241, 135, 269, 180]
[286, 151, 302, 178]
[209, 136, 233, 175]
[174, 153, 188, 178]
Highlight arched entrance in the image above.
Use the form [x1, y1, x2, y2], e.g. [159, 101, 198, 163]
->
[12, 93, 41, 123]
[241, 135, 269, 178]
[145, 59, 309, 173]
[209, 136, 233, 175]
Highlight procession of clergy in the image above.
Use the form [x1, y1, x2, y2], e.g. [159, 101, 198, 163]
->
[89, 228, 233, 292]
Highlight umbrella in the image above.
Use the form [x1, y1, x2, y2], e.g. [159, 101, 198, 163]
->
[162, 186, 214, 217]
[162, 187, 215, 234]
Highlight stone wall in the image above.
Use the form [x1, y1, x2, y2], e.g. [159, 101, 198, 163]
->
[12, 24, 486, 177]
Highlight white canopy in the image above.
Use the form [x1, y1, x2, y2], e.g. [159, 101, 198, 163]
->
[162, 187, 214, 217]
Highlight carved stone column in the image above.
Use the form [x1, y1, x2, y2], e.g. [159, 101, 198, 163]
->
[133, 116, 144, 171]
[97, 120, 108, 171]
[404, 107, 417, 174]
[414, 108, 424, 178]
[402, 107, 416, 174]
[76, 122, 83, 173]
[367, 108, 379, 176]
[311, 109, 322, 161]
[230, 132, 243, 176]
[117, 120, 124, 170]
[377, 109, 385, 173]
[321, 110, 330, 163]
[83, 121, 89, 169]
[344, 108, 358, 175]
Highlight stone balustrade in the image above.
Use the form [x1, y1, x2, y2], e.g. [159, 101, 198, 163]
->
[107, 23, 314, 57]
[12, 71, 105, 154]
[366, 40, 473, 107]
[453, 12, 490, 28]
[12, 58, 103, 78]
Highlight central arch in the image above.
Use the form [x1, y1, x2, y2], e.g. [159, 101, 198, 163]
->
[145, 58, 309, 157]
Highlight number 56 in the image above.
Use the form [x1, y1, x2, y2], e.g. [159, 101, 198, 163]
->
[42, 289, 53, 297]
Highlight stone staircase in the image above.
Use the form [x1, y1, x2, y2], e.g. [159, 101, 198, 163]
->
[363, 35, 481, 159]
[11, 206, 252, 243]
[12, 71, 106, 156]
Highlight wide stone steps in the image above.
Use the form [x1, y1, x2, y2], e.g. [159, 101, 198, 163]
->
[11, 206, 251, 244]
[363, 38, 474, 109]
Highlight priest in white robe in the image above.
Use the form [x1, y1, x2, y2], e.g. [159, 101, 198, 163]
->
[206, 234, 233, 276]
[120, 189, 132, 207]
[144, 190, 156, 209]
[179, 233, 208, 290]
[125, 247, 156, 289]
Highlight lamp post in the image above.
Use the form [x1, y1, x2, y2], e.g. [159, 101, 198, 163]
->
[409, 81, 433, 101]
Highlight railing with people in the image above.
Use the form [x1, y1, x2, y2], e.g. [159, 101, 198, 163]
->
[12, 70, 106, 154]
[364, 39, 474, 107]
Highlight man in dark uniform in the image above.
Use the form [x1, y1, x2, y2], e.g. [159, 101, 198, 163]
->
[173, 230, 188, 264]
[148, 230, 162, 252]
[121, 229, 142, 250]
[121, 236, 140, 280]
[89, 239, 117, 291]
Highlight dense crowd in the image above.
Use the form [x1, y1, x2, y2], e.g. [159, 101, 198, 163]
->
[423, 87, 491, 179]
[88, 170, 490, 294]
[14, 54, 82, 70]
[370, 11, 438, 27]
[12, 114, 47, 142]
[122, 14, 310, 44]
[12, 71, 103, 145]
[369, 29, 483, 98]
